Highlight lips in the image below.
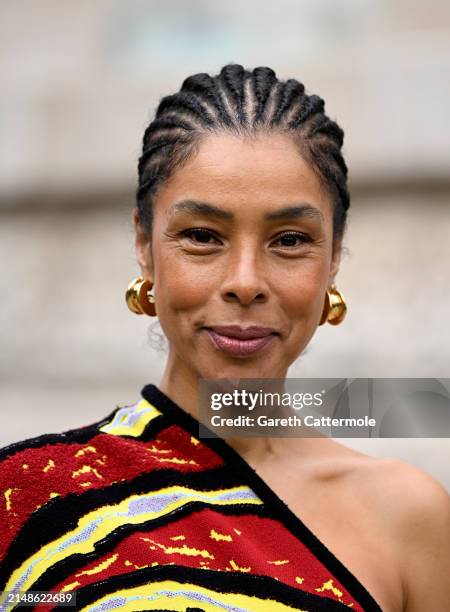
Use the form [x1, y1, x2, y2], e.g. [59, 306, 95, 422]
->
[204, 325, 279, 357]
[207, 325, 278, 340]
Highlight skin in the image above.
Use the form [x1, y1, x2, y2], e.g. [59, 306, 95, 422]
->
[133, 131, 450, 611]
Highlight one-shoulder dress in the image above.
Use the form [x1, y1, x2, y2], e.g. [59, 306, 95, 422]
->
[0, 383, 383, 611]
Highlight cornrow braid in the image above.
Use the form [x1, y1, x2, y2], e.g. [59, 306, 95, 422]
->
[270, 79, 306, 126]
[252, 66, 278, 124]
[218, 63, 250, 126]
[181, 73, 233, 128]
[136, 63, 350, 242]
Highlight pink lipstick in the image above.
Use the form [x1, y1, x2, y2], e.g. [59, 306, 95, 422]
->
[204, 325, 278, 358]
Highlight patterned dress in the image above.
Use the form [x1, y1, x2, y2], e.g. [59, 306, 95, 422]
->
[0, 384, 382, 611]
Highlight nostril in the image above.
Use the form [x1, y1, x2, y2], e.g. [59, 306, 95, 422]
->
[223, 289, 268, 306]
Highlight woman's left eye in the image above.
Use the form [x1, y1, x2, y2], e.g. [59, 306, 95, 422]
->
[273, 232, 312, 247]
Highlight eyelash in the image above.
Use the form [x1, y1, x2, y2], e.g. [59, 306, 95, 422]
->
[180, 228, 313, 248]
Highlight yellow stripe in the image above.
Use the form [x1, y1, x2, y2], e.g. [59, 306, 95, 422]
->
[78, 579, 307, 611]
[6, 485, 262, 593]
[99, 399, 162, 437]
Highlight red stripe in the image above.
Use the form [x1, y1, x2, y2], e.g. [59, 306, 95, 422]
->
[0, 426, 223, 558]
[46, 508, 361, 610]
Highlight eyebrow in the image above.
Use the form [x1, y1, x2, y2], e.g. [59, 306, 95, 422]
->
[169, 199, 324, 223]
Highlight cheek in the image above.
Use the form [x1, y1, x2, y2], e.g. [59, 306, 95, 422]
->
[276, 263, 328, 317]
[154, 253, 213, 312]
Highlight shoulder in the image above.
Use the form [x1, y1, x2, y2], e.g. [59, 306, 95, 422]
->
[347, 454, 449, 533]
[385, 459, 450, 610]
[0, 404, 126, 562]
[355, 455, 449, 520]
[324, 440, 448, 506]
[354, 456, 450, 609]
[324, 444, 449, 544]
[304, 444, 450, 609]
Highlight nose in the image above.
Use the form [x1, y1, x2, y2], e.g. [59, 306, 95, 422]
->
[220, 241, 269, 306]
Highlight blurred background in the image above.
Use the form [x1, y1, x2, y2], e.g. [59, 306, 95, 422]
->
[1, 0, 449, 488]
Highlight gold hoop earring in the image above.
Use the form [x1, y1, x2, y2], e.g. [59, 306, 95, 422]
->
[319, 284, 347, 326]
[125, 276, 157, 317]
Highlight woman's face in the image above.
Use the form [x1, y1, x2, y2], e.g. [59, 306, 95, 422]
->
[135, 131, 342, 380]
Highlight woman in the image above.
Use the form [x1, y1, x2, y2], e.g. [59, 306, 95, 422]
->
[1, 64, 449, 611]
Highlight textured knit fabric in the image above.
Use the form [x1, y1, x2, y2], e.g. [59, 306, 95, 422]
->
[0, 384, 383, 611]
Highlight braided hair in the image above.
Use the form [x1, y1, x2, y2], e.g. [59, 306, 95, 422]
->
[136, 63, 350, 244]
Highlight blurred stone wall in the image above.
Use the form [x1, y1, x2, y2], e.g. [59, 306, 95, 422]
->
[1, 1, 449, 488]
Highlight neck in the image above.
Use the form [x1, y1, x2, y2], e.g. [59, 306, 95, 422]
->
[158, 351, 199, 421]
[158, 351, 293, 464]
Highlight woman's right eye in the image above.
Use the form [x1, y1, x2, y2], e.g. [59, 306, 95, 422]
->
[181, 228, 221, 245]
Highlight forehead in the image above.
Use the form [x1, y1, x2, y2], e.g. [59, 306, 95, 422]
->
[154, 131, 332, 219]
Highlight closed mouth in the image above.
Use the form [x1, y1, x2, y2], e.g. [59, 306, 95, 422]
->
[204, 326, 279, 340]
[204, 328, 278, 358]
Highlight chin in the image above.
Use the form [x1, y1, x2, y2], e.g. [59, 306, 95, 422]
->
[202, 359, 285, 381]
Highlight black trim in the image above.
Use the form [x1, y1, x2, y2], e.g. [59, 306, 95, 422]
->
[141, 383, 383, 612]
[58, 564, 351, 610]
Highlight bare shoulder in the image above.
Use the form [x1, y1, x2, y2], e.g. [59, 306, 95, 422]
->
[347, 452, 449, 509]
[286, 442, 449, 610]
[342, 451, 449, 531]
[349, 454, 450, 610]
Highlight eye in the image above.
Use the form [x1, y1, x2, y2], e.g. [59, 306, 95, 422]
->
[181, 228, 222, 245]
[273, 231, 313, 248]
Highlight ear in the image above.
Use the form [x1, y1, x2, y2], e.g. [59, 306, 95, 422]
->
[132, 208, 154, 283]
[329, 237, 343, 285]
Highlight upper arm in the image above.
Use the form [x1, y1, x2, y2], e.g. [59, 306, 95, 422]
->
[388, 460, 450, 611]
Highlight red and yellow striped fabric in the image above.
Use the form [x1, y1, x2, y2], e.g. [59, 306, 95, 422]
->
[0, 384, 382, 611]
